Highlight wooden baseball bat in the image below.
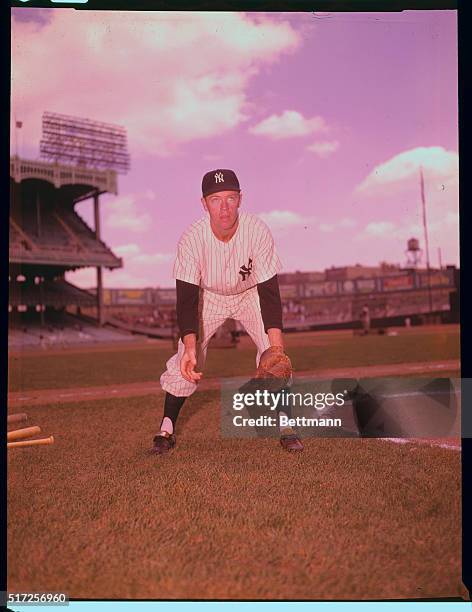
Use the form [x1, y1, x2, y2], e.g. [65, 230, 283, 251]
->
[7, 426, 41, 442]
[7, 413, 28, 425]
[8, 436, 54, 449]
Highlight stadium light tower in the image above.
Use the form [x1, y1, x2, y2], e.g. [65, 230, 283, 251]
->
[40, 111, 130, 173]
[39, 111, 131, 326]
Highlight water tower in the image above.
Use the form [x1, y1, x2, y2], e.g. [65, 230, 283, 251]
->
[405, 237, 422, 268]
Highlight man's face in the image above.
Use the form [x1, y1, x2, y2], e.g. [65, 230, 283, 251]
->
[201, 190, 241, 232]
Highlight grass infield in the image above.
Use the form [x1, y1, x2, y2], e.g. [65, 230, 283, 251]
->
[8, 325, 460, 392]
[8, 391, 463, 600]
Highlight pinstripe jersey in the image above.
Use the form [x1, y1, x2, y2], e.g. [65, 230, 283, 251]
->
[173, 211, 282, 296]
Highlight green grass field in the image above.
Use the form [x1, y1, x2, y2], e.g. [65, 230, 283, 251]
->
[8, 325, 460, 392]
[8, 392, 463, 599]
[7, 325, 465, 600]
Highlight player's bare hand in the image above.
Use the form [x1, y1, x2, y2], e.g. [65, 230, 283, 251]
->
[180, 348, 203, 384]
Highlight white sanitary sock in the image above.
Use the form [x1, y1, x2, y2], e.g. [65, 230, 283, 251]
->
[160, 417, 174, 435]
[278, 412, 294, 435]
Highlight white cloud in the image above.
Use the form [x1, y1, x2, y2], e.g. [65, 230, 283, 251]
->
[258, 209, 315, 232]
[363, 221, 396, 237]
[306, 140, 339, 157]
[133, 253, 173, 265]
[64, 268, 142, 290]
[319, 217, 357, 234]
[249, 110, 328, 140]
[259, 210, 359, 239]
[11, 11, 300, 156]
[105, 195, 153, 233]
[104, 269, 154, 288]
[353, 146, 459, 265]
[66, 246, 173, 289]
[320, 223, 334, 233]
[339, 217, 356, 228]
[114, 243, 141, 256]
[111, 242, 173, 267]
[355, 146, 458, 195]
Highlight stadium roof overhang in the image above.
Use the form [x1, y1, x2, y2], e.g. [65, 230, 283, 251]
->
[9, 253, 123, 269]
[10, 156, 118, 197]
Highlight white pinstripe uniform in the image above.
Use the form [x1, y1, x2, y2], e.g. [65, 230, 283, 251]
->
[160, 210, 282, 397]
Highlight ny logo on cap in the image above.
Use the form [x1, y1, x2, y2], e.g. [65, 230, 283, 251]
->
[214, 172, 224, 183]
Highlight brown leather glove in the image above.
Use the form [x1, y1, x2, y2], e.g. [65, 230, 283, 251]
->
[239, 346, 293, 394]
[256, 346, 292, 384]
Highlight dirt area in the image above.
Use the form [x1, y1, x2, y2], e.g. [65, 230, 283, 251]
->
[8, 358, 460, 408]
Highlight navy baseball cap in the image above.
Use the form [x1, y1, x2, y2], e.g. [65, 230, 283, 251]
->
[202, 169, 240, 198]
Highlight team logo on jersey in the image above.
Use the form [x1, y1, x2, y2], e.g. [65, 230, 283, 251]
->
[239, 258, 253, 281]
[214, 172, 224, 183]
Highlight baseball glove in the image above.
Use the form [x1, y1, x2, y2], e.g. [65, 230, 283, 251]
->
[239, 346, 293, 394]
[256, 346, 292, 381]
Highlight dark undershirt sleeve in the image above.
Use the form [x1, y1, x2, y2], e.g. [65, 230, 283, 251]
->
[176, 279, 200, 341]
[257, 274, 283, 333]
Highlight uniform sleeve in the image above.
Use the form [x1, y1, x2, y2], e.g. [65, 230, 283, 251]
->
[253, 223, 282, 284]
[176, 279, 200, 341]
[257, 274, 283, 333]
[173, 236, 201, 286]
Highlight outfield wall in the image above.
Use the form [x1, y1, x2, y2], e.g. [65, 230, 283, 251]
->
[88, 268, 457, 336]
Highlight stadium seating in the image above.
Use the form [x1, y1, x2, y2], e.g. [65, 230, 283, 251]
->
[9, 279, 96, 308]
[60, 208, 115, 255]
[9, 206, 120, 267]
[8, 311, 140, 348]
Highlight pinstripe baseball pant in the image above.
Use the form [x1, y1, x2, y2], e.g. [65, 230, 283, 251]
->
[160, 286, 270, 397]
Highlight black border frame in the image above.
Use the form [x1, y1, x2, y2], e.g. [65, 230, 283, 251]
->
[4, 0, 469, 604]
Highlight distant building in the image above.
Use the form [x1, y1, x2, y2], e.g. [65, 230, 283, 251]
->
[325, 263, 402, 281]
[278, 270, 325, 284]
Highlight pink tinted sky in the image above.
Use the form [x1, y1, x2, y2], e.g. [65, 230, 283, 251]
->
[11, 9, 458, 288]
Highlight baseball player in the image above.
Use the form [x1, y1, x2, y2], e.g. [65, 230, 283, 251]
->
[151, 169, 303, 455]
[360, 304, 371, 335]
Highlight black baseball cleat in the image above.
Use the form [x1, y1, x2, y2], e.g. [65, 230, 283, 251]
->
[150, 431, 176, 455]
[280, 432, 304, 452]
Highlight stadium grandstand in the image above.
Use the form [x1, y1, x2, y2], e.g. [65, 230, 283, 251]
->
[86, 263, 459, 340]
[9, 155, 139, 348]
[9, 147, 458, 347]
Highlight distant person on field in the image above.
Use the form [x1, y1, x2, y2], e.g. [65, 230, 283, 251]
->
[360, 304, 371, 335]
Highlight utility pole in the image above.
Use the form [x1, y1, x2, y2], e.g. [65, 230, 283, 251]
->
[420, 166, 433, 314]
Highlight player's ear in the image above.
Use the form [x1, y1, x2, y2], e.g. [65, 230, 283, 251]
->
[201, 196, 208, 212]
[238, 191, 243, 208]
